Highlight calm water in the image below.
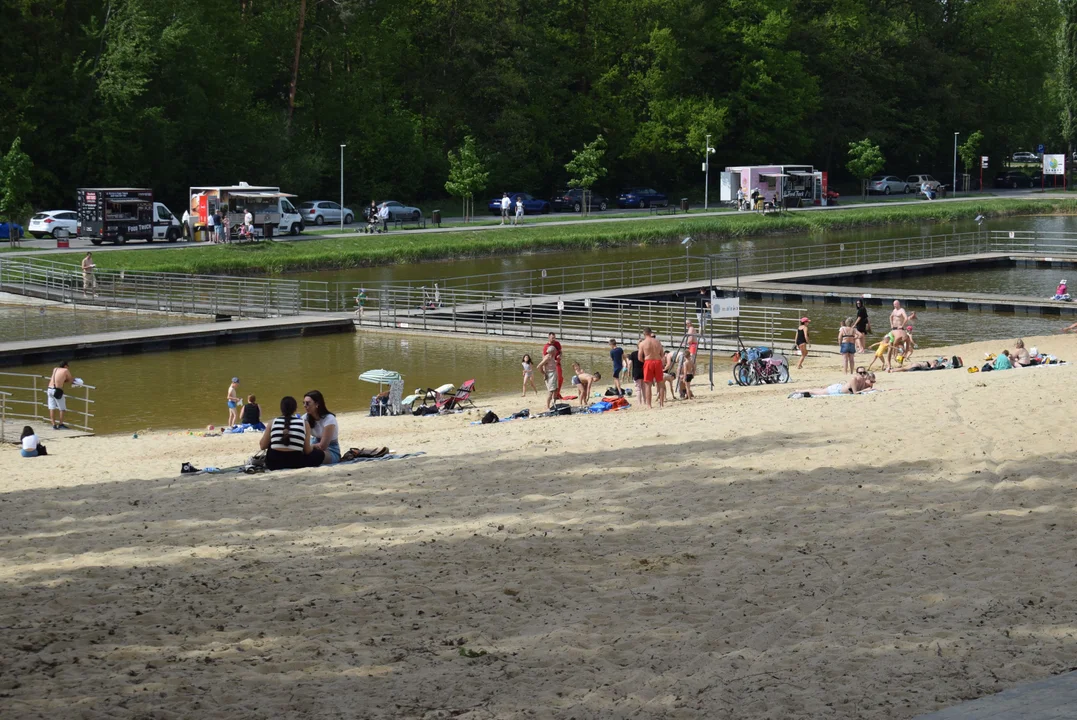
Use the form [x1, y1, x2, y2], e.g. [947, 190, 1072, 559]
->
[0, 306, 205, 341]
[852, 267, 1067, 298]
[14, 331, 625, 435]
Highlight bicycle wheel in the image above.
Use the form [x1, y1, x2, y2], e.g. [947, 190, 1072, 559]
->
[746, 361, 763, 386]
[776, 364, 790, 383]
[733, 362, 751, 386]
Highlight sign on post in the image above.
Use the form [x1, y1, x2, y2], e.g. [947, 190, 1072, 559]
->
[710, 294, 740, 319]
[1043, 154, 1066, 175]
[981, 156, 988, 169]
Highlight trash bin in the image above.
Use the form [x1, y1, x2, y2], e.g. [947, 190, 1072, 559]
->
[55, 229, 70, 248]
[263, 223, 273, 241]
[432, 209, 441, 227]
[680, 198, 689, 212]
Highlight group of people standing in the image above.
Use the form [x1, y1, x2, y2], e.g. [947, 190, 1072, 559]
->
[499, 193, 526, 225]
[795, 299, 918, 373]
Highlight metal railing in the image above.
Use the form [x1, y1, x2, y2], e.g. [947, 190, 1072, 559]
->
[0, 256, 323, 319]
[361, 284, 802, 350]
[0, 371, 96, 433]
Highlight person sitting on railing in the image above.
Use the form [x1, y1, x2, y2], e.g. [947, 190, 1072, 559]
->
[20, 426, 46, 457]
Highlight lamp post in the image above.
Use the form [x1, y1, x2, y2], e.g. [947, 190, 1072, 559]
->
[340, 143, 347, 231]
[953, 132, 959, 196]
[703, 135, 715, 210]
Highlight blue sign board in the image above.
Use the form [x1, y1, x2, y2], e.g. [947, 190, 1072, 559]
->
[1037, 144, 1045, 154]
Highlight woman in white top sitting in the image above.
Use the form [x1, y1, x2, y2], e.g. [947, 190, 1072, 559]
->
[20, 426, 43, 458]
[302, 390, 339, 464]
[259, 396, 324, 470]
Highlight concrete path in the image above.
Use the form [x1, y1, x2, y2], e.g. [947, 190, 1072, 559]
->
[914, 670, 1077, 719]
[2, 190, 1064, 258]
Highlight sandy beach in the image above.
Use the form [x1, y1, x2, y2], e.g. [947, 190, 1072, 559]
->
[3, 333, 1077, 719]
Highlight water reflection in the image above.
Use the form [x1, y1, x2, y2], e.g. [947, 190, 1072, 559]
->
[0, 305, 205, 342]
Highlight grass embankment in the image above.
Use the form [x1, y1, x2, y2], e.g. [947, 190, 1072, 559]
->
[52, 198, 1077, 276]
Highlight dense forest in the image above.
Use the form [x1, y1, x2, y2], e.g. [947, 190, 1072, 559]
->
[1, 0, 1073, 211]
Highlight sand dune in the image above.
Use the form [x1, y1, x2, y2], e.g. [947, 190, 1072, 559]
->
[2, 334, 1077, 719]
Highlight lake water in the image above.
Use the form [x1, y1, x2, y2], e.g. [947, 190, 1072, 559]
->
[0, 305, 205, 342]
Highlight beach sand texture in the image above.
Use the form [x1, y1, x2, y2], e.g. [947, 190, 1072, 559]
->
[2, 334, 1077, 719]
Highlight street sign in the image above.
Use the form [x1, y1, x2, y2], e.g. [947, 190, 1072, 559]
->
[1043, 154, 1065, 175]
[557, 300, 564, 311]
[1038, 144, 1045, 154]
[541, 269, 547, 278]
[981, 156, 989, 168]
[710, 294, 740, 319]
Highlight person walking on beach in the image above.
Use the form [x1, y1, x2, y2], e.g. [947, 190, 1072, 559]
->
[521, 353, 538, 396]
[795, 317, 811, 370]
[500, 193, 511, 225]
[543, 332, 564, 399]
[608, 339, 624, 396]
[81, 252, 97, 295]
[226, 377, 240, 427]
[536, 346, 559, 410]
[638, 327, 665, 408]
[838, 317, 859, 374]
[47, 361, 73, 430]
[854, 299, 870, 353]
[513, 196, 524, 225]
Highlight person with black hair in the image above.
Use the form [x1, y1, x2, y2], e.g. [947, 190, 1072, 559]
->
[302, 390, 339, 464]
[259, 396, 324, 470]
[20, 426, 44, 458]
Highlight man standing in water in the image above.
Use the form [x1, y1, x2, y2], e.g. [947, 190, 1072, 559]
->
[48, 361, 74, 429]
[638, 327, 665, 408]
[543, 332, 564, 399]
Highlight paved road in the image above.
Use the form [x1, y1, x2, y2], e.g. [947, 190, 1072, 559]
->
[2, 190, 1066, 258]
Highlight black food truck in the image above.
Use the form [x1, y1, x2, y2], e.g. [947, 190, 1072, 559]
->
[76, 188, 182, 245]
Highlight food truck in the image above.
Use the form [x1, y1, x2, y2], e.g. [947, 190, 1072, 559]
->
[720, 165, 830, 207]
[76, 188, 182, 245]
[186, 183, 303, 241]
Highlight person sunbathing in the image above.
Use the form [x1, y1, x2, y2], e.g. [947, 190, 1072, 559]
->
[891, 359, 944, 372]
[789, 371, 875, 397]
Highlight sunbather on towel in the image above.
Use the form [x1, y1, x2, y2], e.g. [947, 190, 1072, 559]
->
[789, 371, 875, 398]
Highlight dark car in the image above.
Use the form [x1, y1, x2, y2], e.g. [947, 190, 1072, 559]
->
[616, 188, 668, 208]
[486, 192, 551, 215]
[994, 171, 1034, 189]
[0, 221, 24, 240]
[551, 188, 609, 212]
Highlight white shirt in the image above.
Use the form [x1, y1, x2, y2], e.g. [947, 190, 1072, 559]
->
[378, 205, 390, 220]
[515, 200, 524, 215]
[244, 211, 253, 225]
[500, 197, 511, 210]
[22, 434, 38, 452]
[207, 213, 216, 227]
[304, 413, 338, 444]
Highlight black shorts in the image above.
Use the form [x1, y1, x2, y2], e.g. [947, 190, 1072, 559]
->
[613, 367, 623, 379]
[685, 373, 694, 382]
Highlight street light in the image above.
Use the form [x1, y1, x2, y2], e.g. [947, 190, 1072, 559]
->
[703, 135, 716, 210]
[953, 132, 959, 197]
[340, 143, 347, 231]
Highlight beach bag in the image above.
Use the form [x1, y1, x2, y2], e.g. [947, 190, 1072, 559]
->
[510, 409, 530, 419]
[608, 397, 629, 410]
[413, 405, 438, 416]
[951, 355, 963, 368]
[481, 410, 499, 424]
[53, 387, 64, 400]
[604, 387, 619, 396]
[36, 443, 47, 456]
[981, 362, 993, 372]
[552, 402, 572, 416]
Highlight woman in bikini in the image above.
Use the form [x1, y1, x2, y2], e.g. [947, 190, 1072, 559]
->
[795, 317, 811, 370]
[837, 317, 859, 374]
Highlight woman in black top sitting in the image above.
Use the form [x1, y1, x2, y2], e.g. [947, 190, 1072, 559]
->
[258, 396, 325, 470]
[240, 394, 262, 427]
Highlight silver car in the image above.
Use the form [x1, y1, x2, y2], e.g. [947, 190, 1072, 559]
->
[867, 175, 910, 195]
[298, 200, 355, 225]
[365, 200, 423, 222]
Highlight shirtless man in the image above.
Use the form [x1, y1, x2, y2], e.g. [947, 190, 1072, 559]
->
[536, 347, 559, 410]
[571, 363, 601, 407]
[226, 377, 240, 427]
[889, 300, 907, 331]
[48, 361, 74, 429]
[543, 332, 564, 400]
[679, 352, 696, 399]
[686, 319, 698, 359]
[81, 252, 97, 295]
[638, 327, 665, 408]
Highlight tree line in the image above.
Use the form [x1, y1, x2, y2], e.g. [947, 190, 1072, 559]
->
[1, 0, 1073, 216]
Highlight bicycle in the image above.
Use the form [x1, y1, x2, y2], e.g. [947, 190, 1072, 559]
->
[732, 345, 790, 386]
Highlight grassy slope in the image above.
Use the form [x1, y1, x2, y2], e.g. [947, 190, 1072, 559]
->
[45, 198, 1077, 275]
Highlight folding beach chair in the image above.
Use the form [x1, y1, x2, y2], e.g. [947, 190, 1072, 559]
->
[438, 379, 477, 411]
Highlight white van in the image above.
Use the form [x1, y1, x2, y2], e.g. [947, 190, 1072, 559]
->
[186, 184, 304, 240]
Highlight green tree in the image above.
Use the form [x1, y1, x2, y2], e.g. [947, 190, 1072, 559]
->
[0, 137, 33, 246]
[1060, 1, 1077, 177]
[846, 139, 885, 198]
[564, 135, 607, 215]
[444, 136, 488, 222]
[957, 131, 985, 185]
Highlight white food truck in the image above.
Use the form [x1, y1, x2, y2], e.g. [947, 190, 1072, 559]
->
[186, 183, 303, 241]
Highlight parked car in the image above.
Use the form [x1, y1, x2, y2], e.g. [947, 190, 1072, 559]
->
[867, 175, 909, 195]
[0, 221, 24, 240]
[28, 210, 79, 239]
[298, 200, 354, 225]
[994, 171, 1034, 189]
[485, 193, 551, 215]
[551, 188, 609, 212]
[615, 188, 668, 208]
[363, 200, 424, 222]
[906, 174, 942, 192]
[1028, 170, 1044, 186]
[1012, 151, 1039, 163]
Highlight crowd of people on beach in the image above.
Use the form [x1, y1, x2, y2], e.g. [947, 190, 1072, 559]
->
[796, 299, 922, 374]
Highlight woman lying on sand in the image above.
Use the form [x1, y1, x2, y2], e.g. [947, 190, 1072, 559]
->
[789, 370, 875, 398]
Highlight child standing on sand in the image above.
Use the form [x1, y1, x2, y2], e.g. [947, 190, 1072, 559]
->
[521, 354, 538, 396]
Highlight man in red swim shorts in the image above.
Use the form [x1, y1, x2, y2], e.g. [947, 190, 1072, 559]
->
[638, 327, 665, 408]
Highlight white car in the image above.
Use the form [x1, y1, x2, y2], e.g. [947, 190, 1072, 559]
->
[28, 210, 79, 239]
[1012, 151, 1039, 163]
[298, 200, 354, 225]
